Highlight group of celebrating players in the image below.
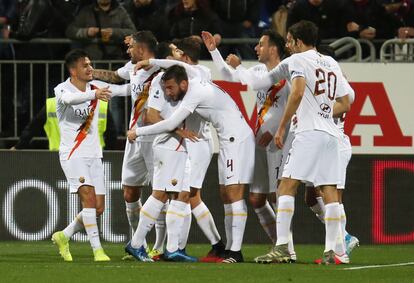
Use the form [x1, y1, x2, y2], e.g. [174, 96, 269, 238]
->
[51, 19, 359, 265]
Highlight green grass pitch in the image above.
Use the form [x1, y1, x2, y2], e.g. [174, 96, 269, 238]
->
[1, 242, 413, 283]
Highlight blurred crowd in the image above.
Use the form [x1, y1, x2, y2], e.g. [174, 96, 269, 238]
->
[1, 0, 414, 60]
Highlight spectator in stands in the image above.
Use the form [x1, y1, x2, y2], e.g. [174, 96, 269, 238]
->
[380, 0, 414, 39]
[287, 0, 348, 40]
[0, 0, 16, 59]
[168, 0, 222, 58]
[66, 0, 136, 60]
[211, 0, 259, 59]
[344, 0, 393, 40]
[123, 0, 169, 41]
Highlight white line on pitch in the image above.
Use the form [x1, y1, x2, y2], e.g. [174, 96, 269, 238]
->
[343, 262, 414, 270]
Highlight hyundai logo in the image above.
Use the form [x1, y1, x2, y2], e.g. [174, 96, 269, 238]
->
[320, 103, 331, 113]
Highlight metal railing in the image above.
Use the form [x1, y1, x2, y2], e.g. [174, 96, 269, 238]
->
[326, 37, 362, 62]
[0, 60, 128, 141]
[380, 38, 414, 62]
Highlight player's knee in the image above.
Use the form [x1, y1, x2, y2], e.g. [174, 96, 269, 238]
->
[96, 206, 105, 216]
[249, 194, 266, 208]
[123, 186, 140, 202]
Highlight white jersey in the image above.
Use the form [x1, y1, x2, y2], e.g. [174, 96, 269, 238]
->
[240, 64, 289, 139]
[334, 79, 355, 133]
[55, 78, 102, 160]
[149, 59, 212, 141]
[181, 79, 252, 144]
[116, 61, 134, 80]
[147, 72, 186, 152]
[269, 50, 346, 137]
[209, 49, 288, 141]
[128, 65, 160, 142]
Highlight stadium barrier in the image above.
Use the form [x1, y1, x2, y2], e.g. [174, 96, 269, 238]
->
[0, 151, 413, 244]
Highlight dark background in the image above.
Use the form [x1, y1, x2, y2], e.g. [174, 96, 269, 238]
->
[0, 151, 413, 245]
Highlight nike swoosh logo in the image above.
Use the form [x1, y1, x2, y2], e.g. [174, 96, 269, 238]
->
[226, 175, 234, 179]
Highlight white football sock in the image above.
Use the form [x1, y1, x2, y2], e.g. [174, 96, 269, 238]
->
[254, 201, 276, 244]
[166, 200, 187, 252]
[192, 202, 221, 245]
[153, 201, 168, 251]
[276, 195, 294, 246]
[324, 202, 342, 252]
[63, 212, 84, 239]
[82, 208, 101, 251]
[310, 196, 325, 223]
[178, 203, 192, 250]
[230, 199, 247, 252]
[125, 199, 142, 234]
[335, 203, 347, 255]
[131, 195, 164, 248]
[224, 204, 232, 250]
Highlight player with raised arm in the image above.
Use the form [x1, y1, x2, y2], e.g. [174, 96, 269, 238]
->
[240, 20, 351, 265]
[202, 29, 299, 261]
[51, 49, 112, 262]
[127, 64, 255, 263]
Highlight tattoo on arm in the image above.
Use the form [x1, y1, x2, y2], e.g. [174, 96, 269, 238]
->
[93, 69, 124, 83]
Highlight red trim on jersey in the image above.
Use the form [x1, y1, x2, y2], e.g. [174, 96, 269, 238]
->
[255, 79, 286, 136]
[129, 71, 159, 130]
[68, 84, 99, 160]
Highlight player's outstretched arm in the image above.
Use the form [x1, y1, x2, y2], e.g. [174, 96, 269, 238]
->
[92, 69, 124, 84]
[149, 59, 199, 79]
[127, 107, 191, 142]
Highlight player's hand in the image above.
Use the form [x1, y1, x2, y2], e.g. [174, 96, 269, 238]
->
[134, 59, 150, 73]
[127, 129, 137, 143]
[258, 131, 273, 147]
[87, 27, 100, 37]
[274, 126, 285, 149]
[201, 31, 216, 51]
[176, 128, 199, 142]
[226, 54, 241, 68]
[95, 86, 112, 101]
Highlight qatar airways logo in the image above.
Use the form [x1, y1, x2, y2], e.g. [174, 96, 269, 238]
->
[74, 106, 93, 120]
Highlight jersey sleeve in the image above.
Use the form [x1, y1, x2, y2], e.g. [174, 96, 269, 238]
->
[55, 85, 95, 105]
[136, 106, 191, 136]
[90, 80, 130, 97]
[209, 48, 240, 82]
[179, 87, 201, 114]
[116, 61, 133, 80]
[288, 55, 306, 80]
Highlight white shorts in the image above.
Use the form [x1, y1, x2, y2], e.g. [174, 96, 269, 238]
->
[338, 134, 352, 189]
[60, 158, 105, 195]
[218, 133, 255, 186]
[282, 130, 341, 187]
[250, 145, 282, 194]
[278, 130, 295, 180]
[121, 140, 154, 187]
[152, 147, 190, 193]
[187, 138, 213, 189]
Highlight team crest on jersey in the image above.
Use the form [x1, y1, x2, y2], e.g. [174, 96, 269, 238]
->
[171, 179, 178, 186]
[79, 176, 85, 183]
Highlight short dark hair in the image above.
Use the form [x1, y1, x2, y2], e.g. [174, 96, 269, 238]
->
[64, 49, 89, 70]
[132, 30, 158, 54]
[262, 29, 287, 59]
[156, 41, 173, 59]
[175, 37, 201, 63]
[161, 65, 188, 84]
[288, 20, 319, 47]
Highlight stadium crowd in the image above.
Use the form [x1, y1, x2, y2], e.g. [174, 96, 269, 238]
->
[0, 0, 414, 60]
